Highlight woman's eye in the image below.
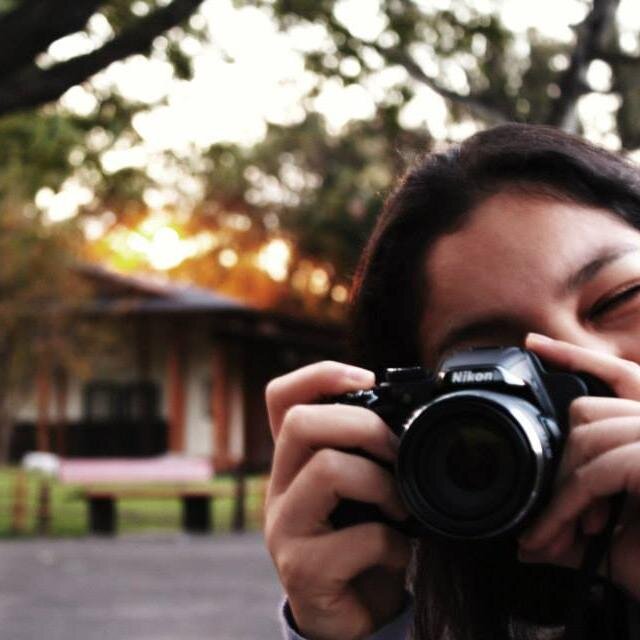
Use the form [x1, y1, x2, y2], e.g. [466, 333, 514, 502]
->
[589, 284, 640, 319]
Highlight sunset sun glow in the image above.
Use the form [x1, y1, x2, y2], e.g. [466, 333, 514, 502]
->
[102, 213, 218, 271]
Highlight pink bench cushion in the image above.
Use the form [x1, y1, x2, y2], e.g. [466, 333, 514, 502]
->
[59, 456, 213, 484]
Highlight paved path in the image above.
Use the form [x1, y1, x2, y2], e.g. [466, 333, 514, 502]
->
[0, 533, 284, 640]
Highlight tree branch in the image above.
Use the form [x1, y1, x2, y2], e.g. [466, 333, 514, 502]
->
[0, 0, 205, 116]
[592, 48, 640, 91]
[596, 50, 640, 67]
[0, 0, 105, 77]
[375, 43, 511, 125]
[547, 0, 620, 130]
[323, 12, 510, 126]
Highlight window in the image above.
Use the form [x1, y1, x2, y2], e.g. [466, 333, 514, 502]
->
[84, 381, 160, 422]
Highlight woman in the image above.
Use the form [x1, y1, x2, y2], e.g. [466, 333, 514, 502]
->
[265, 123, 640, 639]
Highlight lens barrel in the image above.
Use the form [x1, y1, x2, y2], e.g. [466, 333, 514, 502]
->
[396, 391, 556, 540]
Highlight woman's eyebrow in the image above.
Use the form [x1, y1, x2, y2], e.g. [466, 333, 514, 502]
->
[560, 244, 640, 295]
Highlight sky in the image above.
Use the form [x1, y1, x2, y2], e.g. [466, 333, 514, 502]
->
[42, 0, 640, 223]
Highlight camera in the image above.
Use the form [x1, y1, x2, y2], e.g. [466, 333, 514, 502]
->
[331, 346, 610, 540]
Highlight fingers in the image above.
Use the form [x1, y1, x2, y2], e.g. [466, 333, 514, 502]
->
[580, 499, 610, 535]
[520, 441, 640, 550]
[265, 361, 375, 438]
[569, 396, 640, 425]
[525, 333, 640, 400]
[518, 524, 585, 569]
[264, 361, 410, 640]
[274, 449, 408, 537]
[273, 523, 411, 597]
[558, 415, 640, 483]
[272, 523, 411, 639]
[269, 403, 398, 497]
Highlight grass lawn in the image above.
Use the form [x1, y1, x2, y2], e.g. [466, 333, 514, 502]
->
[0, 468, 267, 538]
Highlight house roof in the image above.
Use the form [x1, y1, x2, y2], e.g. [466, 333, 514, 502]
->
[77, 263, 249, 314]
[76, 263, 346, 353]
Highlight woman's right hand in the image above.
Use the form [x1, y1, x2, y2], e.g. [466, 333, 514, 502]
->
[264, 361, 412, 640]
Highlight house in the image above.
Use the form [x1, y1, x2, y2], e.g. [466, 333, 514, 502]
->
[10, 264, 347, 472]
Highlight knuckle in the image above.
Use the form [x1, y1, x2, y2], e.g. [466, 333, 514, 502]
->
[316, 359, 345, 374]
[569, 397, 592, 426]
[265, 376, 284, 408]
[316, 360, 360, 385]
[368, 523, 393, 552]
[276, 546, 311, 593]
[546, 541, 569, 563]
[620, 360, 640, 380]
[282, 404, 311, 435]
[309, 448, 343, 482]
[279, 405, 315, 447]
[568, 465, 594, 499]
[263, 518, 278, 555]
[568, 425, 593, 463]
[263, 501, 283, 552]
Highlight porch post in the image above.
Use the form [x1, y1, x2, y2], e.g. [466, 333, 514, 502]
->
[135, 318, 151, 379]
[53, 367, 68, 456]
[35, 354, 51, 453]
[211, 341, 230, 471]
[167, 331, 186, 453]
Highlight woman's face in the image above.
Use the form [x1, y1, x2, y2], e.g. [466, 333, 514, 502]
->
[420, 189, 640, 367]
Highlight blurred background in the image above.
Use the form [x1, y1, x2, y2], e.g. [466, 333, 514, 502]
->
[0, 0, 639, 637]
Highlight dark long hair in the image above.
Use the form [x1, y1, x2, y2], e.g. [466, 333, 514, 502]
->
[349, 123, 640, 640]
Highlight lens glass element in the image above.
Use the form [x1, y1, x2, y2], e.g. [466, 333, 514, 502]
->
[416, 411, 519, 520]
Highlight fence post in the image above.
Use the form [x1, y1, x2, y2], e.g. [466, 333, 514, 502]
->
[10, 470, 28, 535]
[232, 464, 246, 532]
[37, 480, 51, 535]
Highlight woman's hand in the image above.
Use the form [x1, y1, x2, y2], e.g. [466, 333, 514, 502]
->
[264, 361, 411, 640]
[518, 333, 640, 601]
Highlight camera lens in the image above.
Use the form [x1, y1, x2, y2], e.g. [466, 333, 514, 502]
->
[397, 393, 545, 539]
[417, 413, 518, 519]
[446, 424, 502, 491]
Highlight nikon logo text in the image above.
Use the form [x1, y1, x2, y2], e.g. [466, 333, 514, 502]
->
[451, 370, 494, 384]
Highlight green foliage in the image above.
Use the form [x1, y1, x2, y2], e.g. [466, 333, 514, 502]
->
[197, 0, 640, 291]
[194, 106, 430, 281]
[0, 0, 18, 14]
[0, 113, 87, 199]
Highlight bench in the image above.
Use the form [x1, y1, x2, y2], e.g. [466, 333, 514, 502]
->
[58, 456, 227, 535]
[85, 486, 235, 535]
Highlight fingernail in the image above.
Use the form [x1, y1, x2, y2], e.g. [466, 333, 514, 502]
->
[527, 332, 553, 345]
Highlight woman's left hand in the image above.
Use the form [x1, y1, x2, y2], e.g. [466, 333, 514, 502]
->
[518, 332, 640, 602]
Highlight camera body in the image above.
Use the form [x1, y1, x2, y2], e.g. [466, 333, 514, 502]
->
[332, 346, 610, 540]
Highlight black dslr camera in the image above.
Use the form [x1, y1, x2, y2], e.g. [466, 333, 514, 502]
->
[332, 346, 610, 540]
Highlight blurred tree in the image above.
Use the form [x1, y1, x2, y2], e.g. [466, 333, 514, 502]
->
[169, 0, 640, 310]
[0, 0, 209, 212]
[0, 199, 87, 461]
[0, 0, 204, 116]
[0, 0, 207, 455]
[7, 0, 640, 326]
[185, 106, 429, 304]
[239, 0, 640, 146]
